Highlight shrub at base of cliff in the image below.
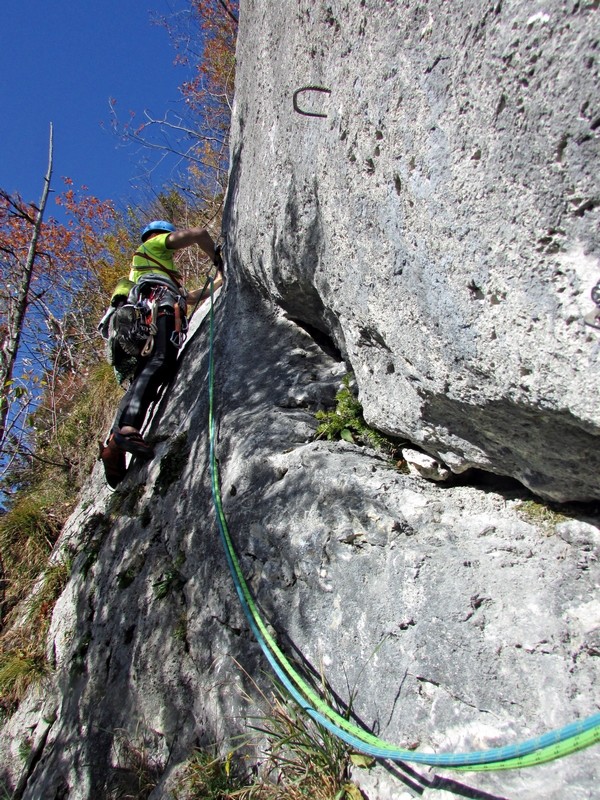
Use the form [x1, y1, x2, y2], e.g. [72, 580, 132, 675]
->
[107, 728, 164, 800]
[0, 559, 71, 713]
[0, 362, 119, 714]
[246, 684, 367, 800]
[178, 749, 254, 800]
[0, 649, 48, 719]
[0, 490, 64, 620]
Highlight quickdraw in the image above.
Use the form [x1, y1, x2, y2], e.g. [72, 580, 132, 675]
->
[170, 300, 189, 348]
[140, 300, 158, 357]
[206, 283, 600, 772]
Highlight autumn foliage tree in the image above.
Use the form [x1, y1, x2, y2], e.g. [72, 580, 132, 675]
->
[1, 0, 241, 707]
[0, 165, 118, 485]
[112, 0, 238, 211]
[179, 0, 238, 198]
[0, 135, 53, 464]
[0, 137, 125, 681]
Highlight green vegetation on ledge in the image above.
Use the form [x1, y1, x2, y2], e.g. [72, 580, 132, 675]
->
[315, 374, 399, 459]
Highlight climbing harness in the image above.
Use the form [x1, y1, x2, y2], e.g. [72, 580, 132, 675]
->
[206, 284, 600, 771]
[584, 277, 600, 330]
[293, 86, 331, 118]
[99, 280, 188, 385]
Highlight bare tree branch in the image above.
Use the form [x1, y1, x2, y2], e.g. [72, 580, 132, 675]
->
[0, 123, 53, 454]
[217, 0, 239, 25]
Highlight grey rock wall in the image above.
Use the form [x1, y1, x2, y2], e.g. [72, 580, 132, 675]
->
[2, 3, 600, 799]
[1, 287, 598, 800]
[226, 0, 600, 501]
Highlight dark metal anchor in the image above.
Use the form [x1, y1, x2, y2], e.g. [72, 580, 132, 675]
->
[293, 86, 331, 118]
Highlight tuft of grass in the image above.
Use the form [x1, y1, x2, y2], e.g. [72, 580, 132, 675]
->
[179, 749, 254, 799]
[177, 677, 369, 799]
[248, 682, 366, 800]
[26, 559, 72, 625]
[0, 492, 63, 606]
[154, 553, 186, 600]
[0, 557, 71, 711]
[18, 734, 34, 762]
[516, 498, 569, 531]
[174, 612, 189, 647]
[153, 567, 184, 600]
[108, 727, 164, 800]
[0, 649, 49, 710]
[315, 375, 398, 458]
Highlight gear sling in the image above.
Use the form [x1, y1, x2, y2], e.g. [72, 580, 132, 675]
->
[98, 251, 188, 386]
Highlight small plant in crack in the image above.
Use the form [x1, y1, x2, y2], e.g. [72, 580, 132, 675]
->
[315, 374, 400, 457]
[153, 567, 184, 600]
[117, 566, 137, 590]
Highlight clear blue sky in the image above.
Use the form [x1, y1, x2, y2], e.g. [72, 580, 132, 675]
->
[1, 1, 194, 213]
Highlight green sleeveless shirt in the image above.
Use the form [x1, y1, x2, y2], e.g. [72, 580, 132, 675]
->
[129, 232, 182, 287]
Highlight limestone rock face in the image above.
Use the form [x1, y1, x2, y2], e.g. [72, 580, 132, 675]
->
[0, 288, 598, 800]
[1, 4, 600, 800]
[226, 0, 600, 501]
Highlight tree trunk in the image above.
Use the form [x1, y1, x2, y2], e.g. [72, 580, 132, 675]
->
[0, 124, 54, 454]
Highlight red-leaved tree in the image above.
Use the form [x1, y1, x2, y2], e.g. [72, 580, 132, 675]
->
[0, 153, 117, 476]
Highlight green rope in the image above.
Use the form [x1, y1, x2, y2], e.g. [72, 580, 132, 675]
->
[207, 283, 600, 771]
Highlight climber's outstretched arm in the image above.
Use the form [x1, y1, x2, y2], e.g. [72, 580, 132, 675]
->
[186, 271, 223, 305]
[166, 227, 217, 262]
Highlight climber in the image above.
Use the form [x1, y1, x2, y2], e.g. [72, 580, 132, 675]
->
[98, 220, 223, 487]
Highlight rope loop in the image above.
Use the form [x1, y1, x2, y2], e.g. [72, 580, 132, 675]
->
[206, 288, 600, 771]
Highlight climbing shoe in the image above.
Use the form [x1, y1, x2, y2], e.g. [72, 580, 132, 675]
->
[98, 434, 127, 488]
[113, 428, 155, 459]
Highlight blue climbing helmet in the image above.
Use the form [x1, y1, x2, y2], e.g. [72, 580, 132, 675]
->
[141, 220, 176, 242]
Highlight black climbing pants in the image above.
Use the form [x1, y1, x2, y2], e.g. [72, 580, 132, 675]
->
[115, 312, 179, 432]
